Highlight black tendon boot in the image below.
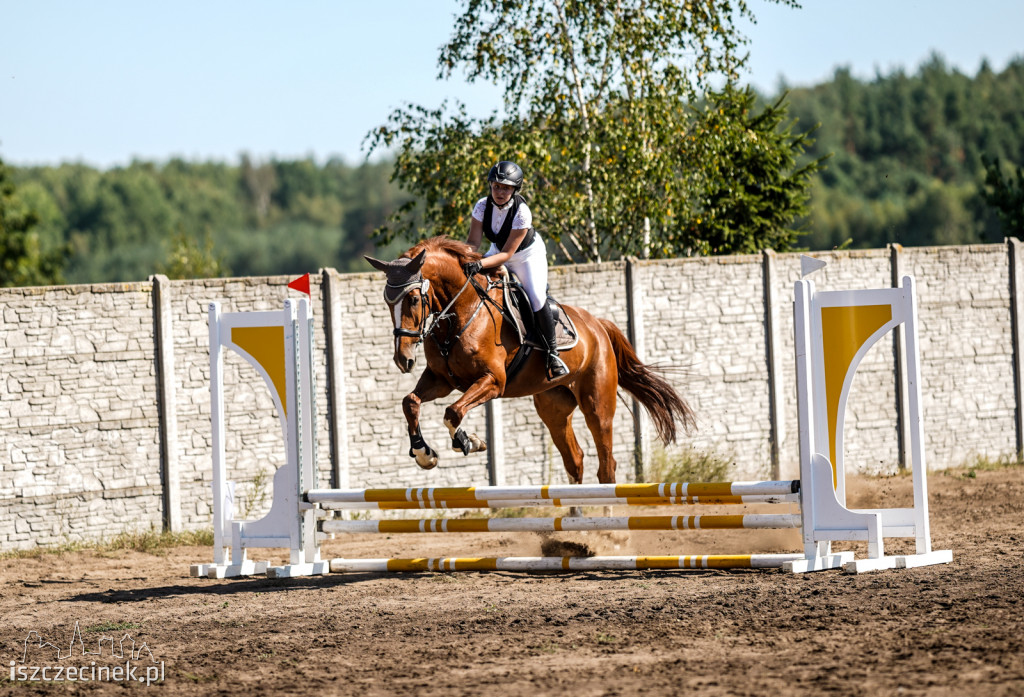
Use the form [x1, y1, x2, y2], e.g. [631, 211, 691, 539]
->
[534, 302, 569, 379]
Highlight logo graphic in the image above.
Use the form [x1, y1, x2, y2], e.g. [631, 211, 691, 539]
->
[10, 621, 164, 686]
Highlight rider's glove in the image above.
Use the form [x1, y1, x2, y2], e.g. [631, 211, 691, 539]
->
[463, 261, 483, 278]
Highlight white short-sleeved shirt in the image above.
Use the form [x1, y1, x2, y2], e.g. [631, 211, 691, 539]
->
[471, 197, 532, 239]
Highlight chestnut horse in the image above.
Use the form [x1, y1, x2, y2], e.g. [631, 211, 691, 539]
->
[365, 236, 695, 484]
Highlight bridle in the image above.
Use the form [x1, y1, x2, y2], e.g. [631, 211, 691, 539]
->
[384, 277, 434, 341]
[384, 272, 506, 359]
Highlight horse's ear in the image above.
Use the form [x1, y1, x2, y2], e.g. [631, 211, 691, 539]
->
[407, 250, 427, 274]
[364, 255, 391, 273]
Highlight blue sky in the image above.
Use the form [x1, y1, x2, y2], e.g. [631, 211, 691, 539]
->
[2, 0, 1021, 169]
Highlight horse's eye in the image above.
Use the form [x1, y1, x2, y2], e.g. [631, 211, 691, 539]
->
[409, 295, 420, 306]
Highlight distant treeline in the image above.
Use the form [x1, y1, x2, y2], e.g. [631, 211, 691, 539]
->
[5, 53, 1024, 284]
[786, 53, 1024, 249]
[8, 156, 410, 284]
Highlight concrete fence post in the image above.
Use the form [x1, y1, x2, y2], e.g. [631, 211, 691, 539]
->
[625, 258, 651, 481]
[889, 244, 911, 471]
[761, 250, 786, 480]
[1008, 238, 1024, 460]
[322, 268, 350, 490]
[151, 274, 182, 532]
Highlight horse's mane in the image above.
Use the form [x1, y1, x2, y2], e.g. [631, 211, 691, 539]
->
[403, 236, 481, 267]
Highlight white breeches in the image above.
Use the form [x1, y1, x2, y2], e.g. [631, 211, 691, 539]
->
[485, 236, 549, 311]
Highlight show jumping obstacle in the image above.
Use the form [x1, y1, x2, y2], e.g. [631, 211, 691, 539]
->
[191, 261, 952, 578]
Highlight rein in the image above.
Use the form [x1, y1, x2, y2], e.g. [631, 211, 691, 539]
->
[467, 274, 517, 328]
[426, 276, 479, 352]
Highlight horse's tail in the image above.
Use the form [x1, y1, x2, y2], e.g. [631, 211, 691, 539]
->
[599, 318, 696, 444]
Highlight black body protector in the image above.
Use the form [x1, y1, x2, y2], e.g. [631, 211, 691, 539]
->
[482, 193, 536, 251]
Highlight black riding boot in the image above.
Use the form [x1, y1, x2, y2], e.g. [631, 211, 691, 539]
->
[534, 302, 569, 379]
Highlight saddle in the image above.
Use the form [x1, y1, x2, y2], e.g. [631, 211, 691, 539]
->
[496, 269, 579, 379]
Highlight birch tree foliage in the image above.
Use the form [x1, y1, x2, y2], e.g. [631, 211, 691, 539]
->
[368, 0, 813, 261]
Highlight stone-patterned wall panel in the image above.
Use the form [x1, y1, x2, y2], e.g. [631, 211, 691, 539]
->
[903, 245, 1015, 467]
[541, 261, 635, 484]
[0, 284, 163, 549]
[340, 272, 490, 489]
[638, 256, 772, 480]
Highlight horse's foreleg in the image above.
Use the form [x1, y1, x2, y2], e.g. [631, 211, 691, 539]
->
[403, 370, 454, 470]
[444, 374, 501, 456]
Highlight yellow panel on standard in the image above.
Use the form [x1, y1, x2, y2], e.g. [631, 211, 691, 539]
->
[231, 325, 287, 415]
[820, 303, 892, 486]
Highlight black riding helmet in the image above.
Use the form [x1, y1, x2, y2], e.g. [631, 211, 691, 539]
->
[488, 161, 524, 191]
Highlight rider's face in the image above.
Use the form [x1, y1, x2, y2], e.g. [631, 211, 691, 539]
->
[490, 182, 514, 204]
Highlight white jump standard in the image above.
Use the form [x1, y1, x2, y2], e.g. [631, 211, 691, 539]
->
[191, 299, 327, 579]
[787, 272, 952, 573]
[190, 264, 951, 578]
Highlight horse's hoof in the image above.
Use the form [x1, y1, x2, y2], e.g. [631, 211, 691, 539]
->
[410, 446, 438, 469]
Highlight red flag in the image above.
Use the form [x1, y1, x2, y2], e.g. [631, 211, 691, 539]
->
[288, 273, 311, 296]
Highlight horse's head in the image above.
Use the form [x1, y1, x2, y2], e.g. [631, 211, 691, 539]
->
[364, 249, 432, 373]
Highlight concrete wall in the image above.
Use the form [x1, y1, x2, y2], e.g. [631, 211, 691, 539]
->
[2, 242, 1022, 549]
[1, 283, 164, 548]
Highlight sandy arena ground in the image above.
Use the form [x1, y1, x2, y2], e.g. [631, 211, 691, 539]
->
[1, 465, 1022, 696]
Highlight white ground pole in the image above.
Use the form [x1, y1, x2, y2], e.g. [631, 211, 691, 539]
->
[190, 298, 328, 579]
[784, 273, 952, 574]
[191, 268, 952, 578]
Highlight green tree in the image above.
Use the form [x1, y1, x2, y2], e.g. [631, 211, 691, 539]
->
[0, 157, 67, 287]
[157, 228, 228, 280]
[982, 156, 1024, 237]
[369, 0, 807, 261]
[679, 85, 825, 255]
[783, 55, 1024, 249]
[12, 156, 406, 283]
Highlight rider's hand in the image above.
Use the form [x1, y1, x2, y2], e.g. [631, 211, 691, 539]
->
[463, 261, 483, 278]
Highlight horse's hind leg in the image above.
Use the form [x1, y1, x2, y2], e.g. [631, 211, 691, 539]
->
[577, 377, 619, 485]
[533, 387, 584, 485]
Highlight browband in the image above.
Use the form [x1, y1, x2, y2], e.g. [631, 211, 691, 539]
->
[384, 278, 430, 306]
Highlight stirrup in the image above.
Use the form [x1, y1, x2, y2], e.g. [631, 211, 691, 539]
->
[546, 351, 569, 379]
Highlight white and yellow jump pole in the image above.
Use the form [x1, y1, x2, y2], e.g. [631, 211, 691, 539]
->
[328, 554, 806, 573]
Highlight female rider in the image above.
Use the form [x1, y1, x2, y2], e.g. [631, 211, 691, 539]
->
[463, 161, 568, 380]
